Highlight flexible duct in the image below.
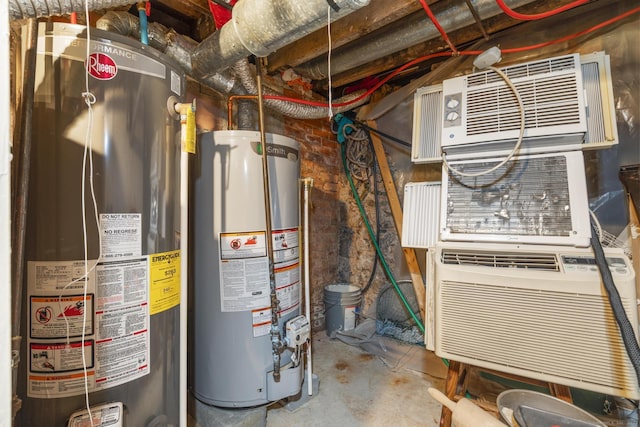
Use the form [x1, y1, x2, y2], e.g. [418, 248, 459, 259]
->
[97, 12, 367, 119]
[233, 59, 369, 119]
[9, 0, 136, 20]
[297, 0, 539, 80]
[191, 0, 370, 77]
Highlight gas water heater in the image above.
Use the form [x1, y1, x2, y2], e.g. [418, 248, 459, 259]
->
[19, 22, 183, 426]
[193, 131, 307, 407]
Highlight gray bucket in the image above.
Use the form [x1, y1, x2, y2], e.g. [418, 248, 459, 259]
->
[324, 283, 362, 337]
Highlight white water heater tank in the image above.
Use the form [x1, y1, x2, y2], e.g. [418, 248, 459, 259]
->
[192, 131, 303, 407]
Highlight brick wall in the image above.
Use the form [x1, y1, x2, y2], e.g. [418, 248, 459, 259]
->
[283, 117, 401, 330]
[283, 117, 342, 330]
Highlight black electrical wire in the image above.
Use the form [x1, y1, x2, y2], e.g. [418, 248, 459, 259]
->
[343, 124, 379, 294]
[354, 120, 412, 148]
[590, 220, 640, 384]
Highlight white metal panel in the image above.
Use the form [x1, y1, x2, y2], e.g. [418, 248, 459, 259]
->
[401, 181, 441, 249]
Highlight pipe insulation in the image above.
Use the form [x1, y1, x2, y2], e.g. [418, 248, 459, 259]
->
[97, 13, 366, 119]
[96, 12, 246, 93]
[297, 0, 539, 80]
[191, 0, 370, 77]
[9, 0, 137, 20]
[233, 58, 369, 119]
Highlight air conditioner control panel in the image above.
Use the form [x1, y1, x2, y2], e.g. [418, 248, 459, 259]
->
[561, 255, 630, 276]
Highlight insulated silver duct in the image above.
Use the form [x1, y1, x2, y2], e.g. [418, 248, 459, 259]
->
[297, 0, 538, 80]
[96, 12, 367, 119]
[9, 0, 136, 20]
[192, 0, 370, 77]
[96, 12, 248, 96]
[233, 59, 369, 120]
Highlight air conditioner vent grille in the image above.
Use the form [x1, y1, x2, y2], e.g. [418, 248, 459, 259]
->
[438, 280, 639, 395]
[412, 86, 443, 162]
[466, 75, 581, 135]
[466, 55, 578, 87]
[441, 250, 559, 271]
[444, 154, 576, 239]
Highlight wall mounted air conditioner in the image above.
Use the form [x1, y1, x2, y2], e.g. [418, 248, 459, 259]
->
[441, 150, 591, 247]
[411, 52, 618, 163]
[432, 241, 639, 399]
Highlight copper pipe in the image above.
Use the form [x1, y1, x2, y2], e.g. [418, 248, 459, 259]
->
[226, 95, 256, 130]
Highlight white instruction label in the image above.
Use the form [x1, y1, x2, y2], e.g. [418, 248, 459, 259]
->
[100, 213, 142, 259]
[27, 258, 150, 398]
[252, 307, 272, 338]
[219, 257, 270, 312]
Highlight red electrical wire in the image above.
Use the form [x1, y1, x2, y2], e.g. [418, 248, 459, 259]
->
[496, 0, 589, 21]
[419, 0, 458, 53]
[501, 5, 640, 54]
[265, 6, 639, 109]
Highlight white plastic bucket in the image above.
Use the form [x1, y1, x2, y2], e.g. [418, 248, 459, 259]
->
[324, 283, 362, 337]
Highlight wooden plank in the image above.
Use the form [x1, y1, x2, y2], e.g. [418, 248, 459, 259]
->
[628, 194, 640, 302]
[266, 0, 428, 72]
[155, 0, 210, 18]
[440, 360, 465, 427]
[549, 383, 573, 403]
[367, 120, 426, 322]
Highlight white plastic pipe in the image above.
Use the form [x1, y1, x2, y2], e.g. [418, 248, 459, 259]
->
[179, 140, 189, 426]
[1, 1, 13, 424]
[302, 178, 313, 396]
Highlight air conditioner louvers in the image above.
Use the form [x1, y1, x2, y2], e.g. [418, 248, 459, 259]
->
[440, 249, 560, 271]
[433, 241, 639, 399]
[411, 52, 618, 163]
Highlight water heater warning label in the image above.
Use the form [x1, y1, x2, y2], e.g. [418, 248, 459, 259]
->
[220, 231, 267, 259]
[26, 259, 150, 398]
[100, 213, 142, 259]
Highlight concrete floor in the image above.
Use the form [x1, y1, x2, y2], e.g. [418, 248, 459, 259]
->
[266, 331, 448, 427]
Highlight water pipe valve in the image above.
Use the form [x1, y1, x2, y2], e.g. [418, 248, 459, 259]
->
[285, 315, 310, 347]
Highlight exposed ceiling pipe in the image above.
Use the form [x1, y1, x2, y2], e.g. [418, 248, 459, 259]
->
[296, 0, 539, 80]
[191, 0, 370, 78]
[8, 0, 136, 20]
[233, 59, 369, 120]
[13, 0, 371, 118]
[97, 13, 368, 119]
[96, 12, 248, 95]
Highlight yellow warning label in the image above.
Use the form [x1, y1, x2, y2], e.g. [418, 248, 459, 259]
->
[149, 250, 181, 315]
[185, 107, 196, 154]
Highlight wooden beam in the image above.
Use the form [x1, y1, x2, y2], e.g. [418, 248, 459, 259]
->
[266, 0, 430, 73]
[155, 0, 210, 18]
[366, 120, 426, 322]
[313, 0, 586, 88]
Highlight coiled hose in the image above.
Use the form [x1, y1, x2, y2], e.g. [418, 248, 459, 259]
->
[338, 126, 425, 333]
